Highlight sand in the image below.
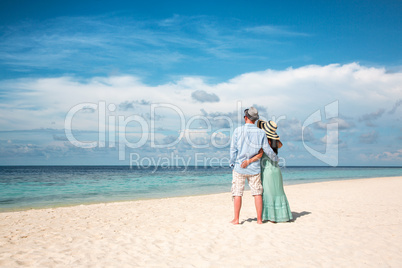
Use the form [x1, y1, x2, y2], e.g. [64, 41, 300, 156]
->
[1, 176, 402, 267]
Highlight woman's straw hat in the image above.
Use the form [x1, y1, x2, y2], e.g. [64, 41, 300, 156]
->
[257, 120, 280, 140]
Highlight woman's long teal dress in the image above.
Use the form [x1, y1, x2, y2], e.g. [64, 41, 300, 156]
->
[260, 153, 293, 222]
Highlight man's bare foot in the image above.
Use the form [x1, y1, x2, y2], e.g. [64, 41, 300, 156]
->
[230, 219, 239, 225]
[257, 220, 263, 224]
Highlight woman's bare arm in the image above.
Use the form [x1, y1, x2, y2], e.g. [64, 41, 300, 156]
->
[241, 148, 263, 168]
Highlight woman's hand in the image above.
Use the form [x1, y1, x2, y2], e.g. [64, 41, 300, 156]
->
[241, 160, 250, 168]
[241, 148, 264, 168]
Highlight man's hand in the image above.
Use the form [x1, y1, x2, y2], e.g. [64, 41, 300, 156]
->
[241, 160, 250, 168]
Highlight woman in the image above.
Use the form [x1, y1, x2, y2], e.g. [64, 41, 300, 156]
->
[241, 120, 293, 223]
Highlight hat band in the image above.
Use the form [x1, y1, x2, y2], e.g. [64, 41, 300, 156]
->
[266, 133, 280, 140]
[267, 121, 277, 131]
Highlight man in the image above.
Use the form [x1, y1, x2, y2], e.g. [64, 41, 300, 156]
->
[229, 107, 278, 224]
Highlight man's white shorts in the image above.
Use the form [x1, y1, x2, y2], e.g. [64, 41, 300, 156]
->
[231, 170, 263, 196]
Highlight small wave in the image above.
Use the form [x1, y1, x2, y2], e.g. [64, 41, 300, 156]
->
[0, 199, 15, 204]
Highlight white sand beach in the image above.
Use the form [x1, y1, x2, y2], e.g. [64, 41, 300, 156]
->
[1, 176, 402, 267]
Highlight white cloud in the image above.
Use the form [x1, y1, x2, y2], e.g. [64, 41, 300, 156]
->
[244, 25, 310, 37]
[1, 62, 402, 165]
[360, 149, 402, 162]
[359, 108, 386, 126]
[359, 131, 379, 144]
[320, 132, 338, 145]
[1, 63, 401, 131]
[314, 118, 354, 130]
[191, 90, 220, 103]
[388, 99, 402, 114]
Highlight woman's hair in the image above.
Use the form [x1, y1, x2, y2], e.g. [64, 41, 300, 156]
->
[268, 138, 279, 155]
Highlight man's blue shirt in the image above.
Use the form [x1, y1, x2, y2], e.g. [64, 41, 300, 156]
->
[229, 123, 278, 175]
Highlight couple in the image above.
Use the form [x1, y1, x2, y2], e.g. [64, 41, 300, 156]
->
[229, 107, 292, 224]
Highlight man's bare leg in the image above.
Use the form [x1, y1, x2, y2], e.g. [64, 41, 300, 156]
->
[254, 195, 263, 224]
[231, 196, 242, 225]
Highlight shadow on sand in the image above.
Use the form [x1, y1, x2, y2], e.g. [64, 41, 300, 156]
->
[290, 211, 311, 222]
[240, 218, 258, 224]
[240, 211, 311, 224]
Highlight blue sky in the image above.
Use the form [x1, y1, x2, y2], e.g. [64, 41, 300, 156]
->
[0, 0, 401, 166]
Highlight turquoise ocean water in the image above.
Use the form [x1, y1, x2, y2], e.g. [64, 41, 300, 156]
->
[0, 166, 401, 212]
